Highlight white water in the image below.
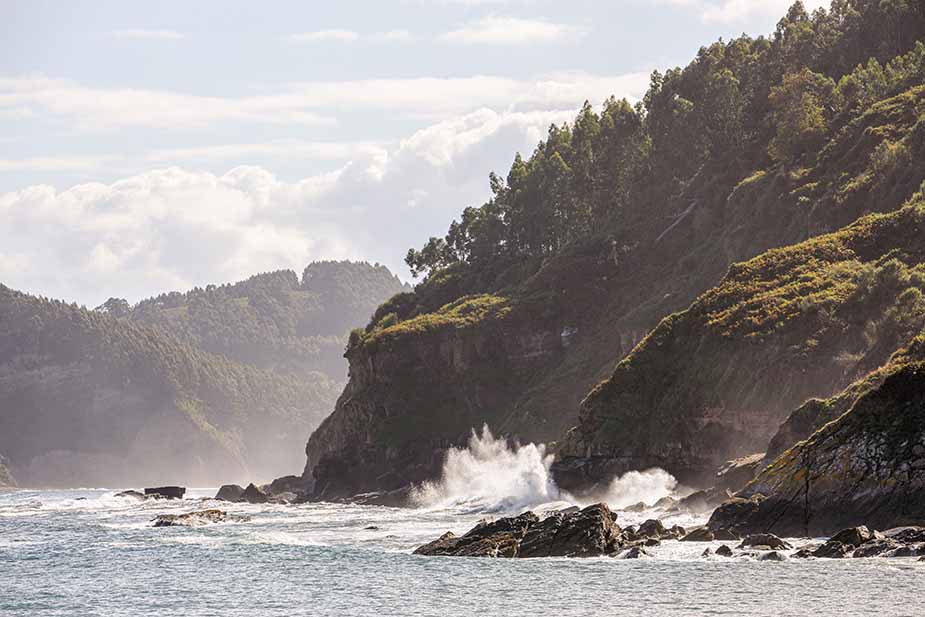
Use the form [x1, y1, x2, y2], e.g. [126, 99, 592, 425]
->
[413, 425, 681, 514]
[3, 428, 924, 616]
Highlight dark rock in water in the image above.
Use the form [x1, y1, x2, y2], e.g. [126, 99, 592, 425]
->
[621, 501, 648, 513]
[811, 540, 851, 558]
[152, 509, 249, 527]
[852, 538, 900, 558]
[713, 528, 740, 541]
[620, 546, 649, 559]
[886, 543, 925, 557]
[760, 551, 787, 561]
[681, 527, 714, 542]
[414, 512, 538, 557]
[701, 547, 713, 557]
[636, 519, 667, 539]
[668, 524, 686, 539]
[241, 483, 269, 504]
[882, 526, 925, 544]
[715, 544, 733, 557]
[738, 533, 791, 550]
[215, 484, 245, 502]
[518, 504, 622, 558]
[265, 475, 308, 497]
[919, 556, 925, 561]
[829, 526, 877, 547]
[364, 525, 380, 530]
[707, 495, 765, 533]
[653, 496, 679, 510]
[115, 490, 146, 500]
[145, 486, 185, 500]
[556, 506, 580, 516]
[349, 485, 413, 508]
[643, 537, 661, 547]
[414, 503, 622, 558]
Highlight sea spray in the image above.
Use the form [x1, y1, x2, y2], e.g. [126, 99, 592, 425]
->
[411, 425, 561, 512]
[411, 425, 681, 514]
[594, 468, 678, 509]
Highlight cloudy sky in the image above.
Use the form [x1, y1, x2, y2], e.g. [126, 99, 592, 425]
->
[0, 0, 827, 307]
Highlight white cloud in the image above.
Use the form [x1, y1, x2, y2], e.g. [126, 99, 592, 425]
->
[659, 0, 830, 24]
[441, 16, 585, 44]
[145, 140, 386, 164]
[0, 71, 648, 132]
[111, 29, 186, 40]
[0, 107, 593, 306]
[289, 29, 360, 43]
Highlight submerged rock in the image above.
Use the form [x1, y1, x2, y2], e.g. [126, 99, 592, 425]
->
[829, 526, 877, 547]
[852, 539, 900, 558]
[144, 486, 186, 500]
[414, 503, 622, 558]
[215, 484, 245, 502]
[152, 509, 249, 527]
[760, 551, 787, 561]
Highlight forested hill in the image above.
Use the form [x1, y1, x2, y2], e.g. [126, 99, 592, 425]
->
[300, 0, 925, 500]
[0, 285, 341, 487]
[100, 260, 409, 381]
[0, 261, 407, 487]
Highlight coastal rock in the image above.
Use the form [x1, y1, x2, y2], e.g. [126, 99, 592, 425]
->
[413, 512, 538, 557]
[811, 540, 851, 558]
[677, 487, 729, 514]
[152, 509, 249, 527]
[414, 503, 622, 558]
[620, 546, 650, 559]
[715, 453, 766, 493]
[114, 490, 146, 500]
[518, 504, 622, 558]
[215, 484, 245, 502]
[760, 551, 787, 561]
[852, 539, 900, 558]
[701, 547, 713, 557]
[348, 485, 414, 508]
[241, 483, 269, 504]
[737, 534, 791, 551]
[829, 526, 877, 547]
[706, 495, 765, 533]
[145, 486, 186, 500]
[712, 362, 925, 537]
[680, 527, 714, 542]
[716, 544, 733, 557]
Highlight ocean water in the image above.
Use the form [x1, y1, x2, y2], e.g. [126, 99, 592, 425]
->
[2, 430, 923, 616]
[1, 487, 923, 617]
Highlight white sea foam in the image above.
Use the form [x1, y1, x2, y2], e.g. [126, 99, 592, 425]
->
[411, 425, 560, 512]
[411, 424, 682, 515]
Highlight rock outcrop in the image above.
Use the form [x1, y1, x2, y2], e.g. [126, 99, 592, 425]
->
[145, 486, 186, 500]
[414, 504, 622, 558]
[152, 509, 249, 527]
[710, 361, 925, 537]
[215, 484, 245, 502]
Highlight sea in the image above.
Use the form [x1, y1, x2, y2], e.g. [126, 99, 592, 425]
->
[1, 430, 922, 616]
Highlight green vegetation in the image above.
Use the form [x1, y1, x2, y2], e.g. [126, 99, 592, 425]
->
[110, 260, 407, 380]
[307, 1, 925, 496]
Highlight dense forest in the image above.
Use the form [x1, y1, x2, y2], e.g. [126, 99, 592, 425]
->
[305, 0, 925, 505]
[98, 260, 408, 380]
[0, 261, 407, 487]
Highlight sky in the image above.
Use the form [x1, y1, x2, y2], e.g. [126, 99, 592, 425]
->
[0, 0, 828, 307]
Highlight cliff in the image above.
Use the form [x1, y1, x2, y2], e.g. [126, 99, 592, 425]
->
[710, 354, 925, 536]
[560, 200, 925, 486]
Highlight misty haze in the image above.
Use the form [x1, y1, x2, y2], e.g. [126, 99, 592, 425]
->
[2, 1, 925, 616]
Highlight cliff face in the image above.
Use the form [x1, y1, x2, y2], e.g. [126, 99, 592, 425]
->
[559, 202, 925, 486]
[713, 359, 925, 537]
[304, 295, 566, 498]
[0, 454, 15, 488]
[300, 84, 925, 498]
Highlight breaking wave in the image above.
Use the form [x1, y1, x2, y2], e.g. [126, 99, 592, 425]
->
[411, 425, 680, 514]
